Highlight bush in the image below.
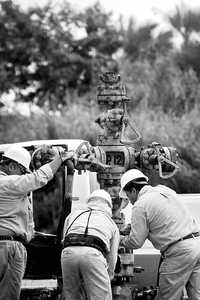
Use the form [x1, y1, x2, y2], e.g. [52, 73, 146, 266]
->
[120, 55, 200, 116]
[0, 102, 100, 144]
[129, 107, 200, 193]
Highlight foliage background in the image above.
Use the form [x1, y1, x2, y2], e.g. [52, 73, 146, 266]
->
[1, 0, 200, 232]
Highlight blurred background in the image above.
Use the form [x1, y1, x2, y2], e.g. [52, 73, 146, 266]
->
[1, 0, 200, 232]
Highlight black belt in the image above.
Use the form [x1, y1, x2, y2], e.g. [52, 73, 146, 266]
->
[63, 233, 108, 258]
[161, 231, 200, 256]
[157, 231, 200, 290]
[0, 235, 27, 245]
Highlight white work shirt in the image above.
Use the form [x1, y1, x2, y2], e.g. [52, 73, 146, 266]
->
[0, 165, 53, 241]
[63, 205, 120, 279]
[121, 185, 200, 252]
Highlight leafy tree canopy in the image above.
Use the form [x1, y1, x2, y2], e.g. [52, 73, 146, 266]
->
[0, 0, 121, 109]
[163, 5, 200, 76]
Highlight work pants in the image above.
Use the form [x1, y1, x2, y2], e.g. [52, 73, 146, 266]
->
[61, 246, 112, 300]
[0, 241, 27, 300]
[157, 236, 200, 300]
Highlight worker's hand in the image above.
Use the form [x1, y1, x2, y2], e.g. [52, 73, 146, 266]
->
[59, 150, 78, 166]
[120, 223, 131, 236]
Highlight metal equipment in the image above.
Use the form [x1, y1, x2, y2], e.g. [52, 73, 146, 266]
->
[73, 72, 179, 299]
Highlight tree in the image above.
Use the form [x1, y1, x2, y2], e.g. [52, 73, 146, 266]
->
[0, 0, 73, 109]
[163, 5, 200, 76]
[123, 17, 157, 61]
[0, 0, 121, 109]
[70, 2, 122, 90]
[122, 17, 174, 64]
[167, 5, 200, 47]
[119, 53, 200, 116]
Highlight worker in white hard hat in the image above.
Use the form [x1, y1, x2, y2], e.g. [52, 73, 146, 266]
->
[61, 189, 120, 300]
[119, 168, 200, 300]
[0, 145, 76, 300]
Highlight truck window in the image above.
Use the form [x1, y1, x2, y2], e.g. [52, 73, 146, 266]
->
[32, 171, 63, 234]
[72, 171, 100, 209]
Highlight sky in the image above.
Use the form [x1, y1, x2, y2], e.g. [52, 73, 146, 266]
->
[14, 0, 200, 27]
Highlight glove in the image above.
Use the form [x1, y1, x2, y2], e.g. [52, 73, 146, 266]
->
[58, 149, 77, 166]
[120, 223, 131, 236]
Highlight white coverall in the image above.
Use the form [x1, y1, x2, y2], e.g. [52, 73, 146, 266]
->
[121, 184, 200, 300]
[61, 204, 120, 300]
[0, 165, 53, 300]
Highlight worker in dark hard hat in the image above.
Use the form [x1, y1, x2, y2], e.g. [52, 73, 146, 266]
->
[119, 169, 200, 300]
[61, 189, 120, 300]
[0, 145, 75, 300]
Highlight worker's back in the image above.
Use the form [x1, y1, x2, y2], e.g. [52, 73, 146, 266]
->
[135, 184, 200, 250]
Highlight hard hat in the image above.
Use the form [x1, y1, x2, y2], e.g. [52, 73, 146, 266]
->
[87, 189, 112, 209]
[119, 169, 148, 198]
[3, 145, 31, 173]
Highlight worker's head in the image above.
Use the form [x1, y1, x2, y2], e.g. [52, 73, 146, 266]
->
[1, 145, 31, 175]
[86, 189, 112, 216]
[119, 169, 148, 204]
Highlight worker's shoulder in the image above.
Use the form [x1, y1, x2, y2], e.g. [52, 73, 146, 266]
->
[141, 185, 176, 199]
[137, 186, 158, 203]
[135, 185, 169, 208]
[99, 211, 119, 231]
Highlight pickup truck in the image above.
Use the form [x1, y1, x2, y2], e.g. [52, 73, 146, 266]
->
[0, 139, 199, 299]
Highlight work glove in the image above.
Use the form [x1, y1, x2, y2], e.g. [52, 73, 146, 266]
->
[58, 148, 78, 166]
[120, 223, 131, 236]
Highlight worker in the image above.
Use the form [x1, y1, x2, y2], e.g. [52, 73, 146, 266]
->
[61, 189, 120, 300]
[0, 145, 75, 300]
[119, 168, 200, 300]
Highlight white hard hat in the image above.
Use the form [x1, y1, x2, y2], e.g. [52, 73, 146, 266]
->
[3, 145, 31, 173]
[87, 189, 112, 209]
[119, 169, 148, 198]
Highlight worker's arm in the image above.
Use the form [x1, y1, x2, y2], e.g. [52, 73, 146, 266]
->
[120, 206, 148, 249]
[48, 150, 75, 174]
[106, 227, 120, 279]
[4, 151, 76, 195]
